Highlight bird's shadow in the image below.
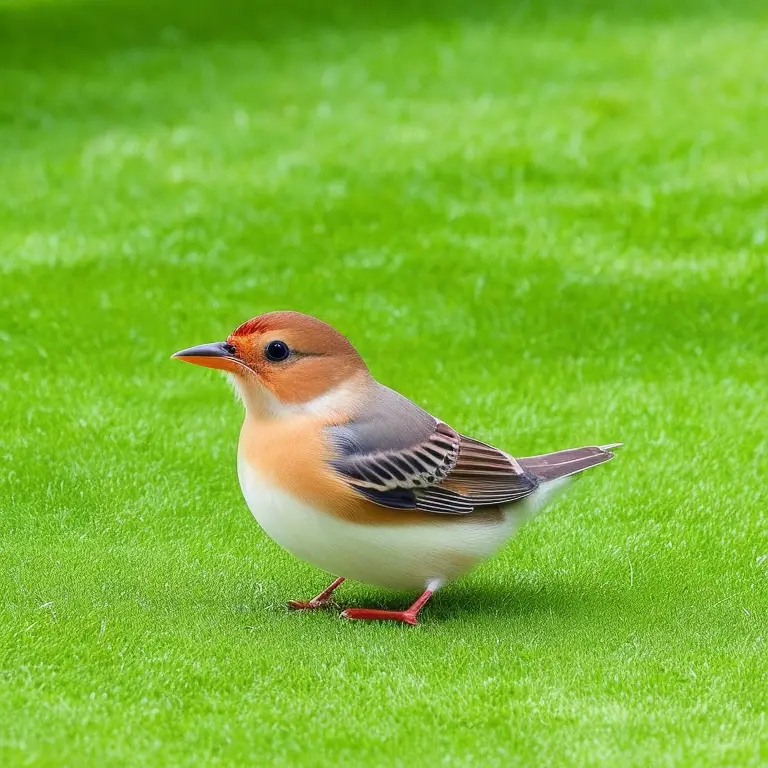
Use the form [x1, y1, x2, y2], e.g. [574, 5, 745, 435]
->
[337, 575, 620, 625]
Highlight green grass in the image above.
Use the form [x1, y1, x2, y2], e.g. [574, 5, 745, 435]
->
[2, 0, 767, 764]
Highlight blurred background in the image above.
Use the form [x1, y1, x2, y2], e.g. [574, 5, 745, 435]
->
[1, 0, 766, 765]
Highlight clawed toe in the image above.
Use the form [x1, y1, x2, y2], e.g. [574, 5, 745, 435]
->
[287, 576, 345, 611]
[341, 608, 419, 625]
[288, 599, 328, 610]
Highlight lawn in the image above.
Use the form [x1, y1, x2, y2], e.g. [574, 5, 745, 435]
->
[1, 0, 767, 764]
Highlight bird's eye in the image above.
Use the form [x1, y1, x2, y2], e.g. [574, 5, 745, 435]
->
[264, 340, 291, 362]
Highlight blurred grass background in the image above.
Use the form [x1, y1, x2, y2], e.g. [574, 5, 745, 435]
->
[1, 0, 767, 765]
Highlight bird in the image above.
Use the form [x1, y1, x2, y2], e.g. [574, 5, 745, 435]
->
[172, 311, 620, 625]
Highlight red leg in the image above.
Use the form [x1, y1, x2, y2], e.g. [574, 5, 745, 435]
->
[341, 587, 435, 626]
[288, 577, 345, 610]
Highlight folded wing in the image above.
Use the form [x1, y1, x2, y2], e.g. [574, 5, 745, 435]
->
[326, 385, 538, 515]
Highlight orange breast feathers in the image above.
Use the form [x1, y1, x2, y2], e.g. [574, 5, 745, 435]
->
[238, 415, 453, 526]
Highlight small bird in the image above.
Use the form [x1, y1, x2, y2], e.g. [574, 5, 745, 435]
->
[173, 311, 620, 625]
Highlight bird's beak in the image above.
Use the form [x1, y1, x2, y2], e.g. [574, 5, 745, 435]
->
[171, 341, 244, 373]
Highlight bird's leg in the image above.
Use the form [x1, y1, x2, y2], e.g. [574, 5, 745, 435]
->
[341, 582, 439, 626]
[288, 576, 345, 610]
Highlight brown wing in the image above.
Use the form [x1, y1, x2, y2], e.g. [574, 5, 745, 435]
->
[445, 435, 540, 506]
[329, 421, 461, 492]
[326, 387, 539, 515]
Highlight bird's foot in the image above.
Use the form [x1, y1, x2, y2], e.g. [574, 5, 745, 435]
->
[340, 608, 420, 625]
[340, 586, 435, 625]
[287, 576, 345, 610]
[288, 599, 331, 610]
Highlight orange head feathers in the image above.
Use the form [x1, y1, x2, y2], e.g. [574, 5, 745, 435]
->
[172, 311, 370, 412]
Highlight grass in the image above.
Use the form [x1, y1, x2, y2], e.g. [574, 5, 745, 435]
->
[1, 0, 767, 764]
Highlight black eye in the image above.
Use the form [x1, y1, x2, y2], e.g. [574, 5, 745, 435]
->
[264, 340, 291, 362]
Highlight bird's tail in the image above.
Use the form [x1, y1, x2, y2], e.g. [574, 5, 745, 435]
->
[519, 443, 622, 482]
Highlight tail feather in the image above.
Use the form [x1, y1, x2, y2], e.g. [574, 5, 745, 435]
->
[519, 444, 620, 482]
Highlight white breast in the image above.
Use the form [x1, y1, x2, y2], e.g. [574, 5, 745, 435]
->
[237, 455, 545, 590]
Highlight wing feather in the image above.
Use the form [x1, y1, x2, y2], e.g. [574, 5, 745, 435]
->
[328, 420, 538, 514]
[324, 383, 539, 515]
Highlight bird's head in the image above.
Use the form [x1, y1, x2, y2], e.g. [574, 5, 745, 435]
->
[172, 311, 370, 418]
